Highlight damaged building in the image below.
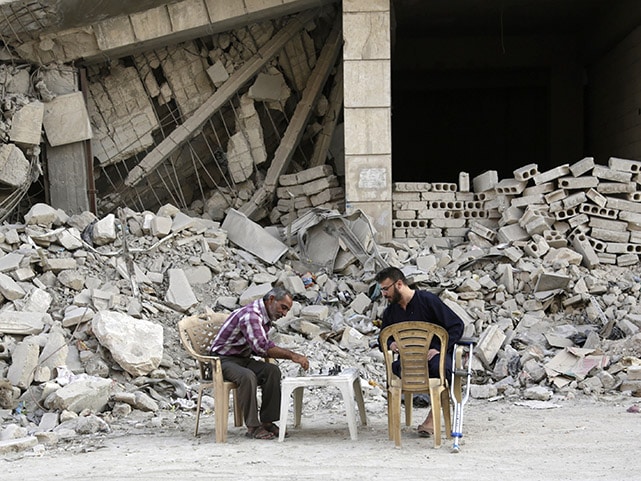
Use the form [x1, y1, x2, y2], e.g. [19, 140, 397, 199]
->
[2, 0, 641, 456]
[1, 0, 641, 245]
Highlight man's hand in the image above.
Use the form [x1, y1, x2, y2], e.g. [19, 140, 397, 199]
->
[292, 353, 309, 370]
[427, 348, 439, 361]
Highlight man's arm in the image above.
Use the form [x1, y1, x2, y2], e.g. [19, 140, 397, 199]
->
[267, 345, 309, 370]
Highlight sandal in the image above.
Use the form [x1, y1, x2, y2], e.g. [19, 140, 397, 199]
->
[245, 426, 275, 440]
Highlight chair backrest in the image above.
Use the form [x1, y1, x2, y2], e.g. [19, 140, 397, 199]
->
[178, 311, 231, 381]
[178, 312, 229, 357]
[379, 321, 449, 393]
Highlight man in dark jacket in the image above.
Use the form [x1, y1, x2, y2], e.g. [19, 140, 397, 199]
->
[376, 266, 464, 437]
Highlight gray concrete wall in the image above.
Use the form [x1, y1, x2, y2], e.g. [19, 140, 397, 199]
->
[342, 0, 392, 243]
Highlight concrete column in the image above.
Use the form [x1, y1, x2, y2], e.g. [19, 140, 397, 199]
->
[44, 68, 91, 214]
[343, 0, 392, 242]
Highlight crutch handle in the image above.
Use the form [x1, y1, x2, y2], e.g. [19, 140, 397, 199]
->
[457, 337, 477, 346]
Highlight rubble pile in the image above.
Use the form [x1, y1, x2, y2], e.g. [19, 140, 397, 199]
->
[0, 199, 641, 454]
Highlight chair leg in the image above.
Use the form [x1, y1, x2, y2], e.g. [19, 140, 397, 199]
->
[430, 388, 442, 449]
[390, 387, 402, 447]
[387, 390, 394, 441]
[214, 382, 229, 443]
[441, 388, 452, 439]
[404, 392, 413, 426]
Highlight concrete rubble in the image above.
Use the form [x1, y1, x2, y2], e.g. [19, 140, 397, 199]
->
[0, 196, 641, 456]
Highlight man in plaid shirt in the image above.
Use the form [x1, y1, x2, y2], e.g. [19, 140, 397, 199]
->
[211, 286, 309, 440]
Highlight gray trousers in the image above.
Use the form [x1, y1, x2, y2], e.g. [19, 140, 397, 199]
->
[219, 356, 282, 428]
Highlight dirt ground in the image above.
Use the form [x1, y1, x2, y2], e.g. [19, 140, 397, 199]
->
[2, 394, 640, 481]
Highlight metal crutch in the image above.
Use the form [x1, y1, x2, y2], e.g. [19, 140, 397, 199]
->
[450, 337, 476, 453]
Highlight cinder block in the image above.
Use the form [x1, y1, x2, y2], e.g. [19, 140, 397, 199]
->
[472, 170, 498, 193]
[523, 181, 554, 196]
[597, 252, 617, 264]
[509, 193, 544, 208]
[563, 192, 587, 209]
[497, 223, 529, 243]
[557, 176, 598, 190]
[609, 156, 641, 173]
[500, 206, 524, 225]
[606, 243, 641, 254]
[543, 230, 567, 248]
[523, 236, 549, 258]
[579, 203, 618, 220]
[422, 192, 456, 201]
[431, 218, 466, 228]
[627, 192, 641, 202]
[589, 217, 626, 231]
[605, 197, 641, 213]
[469, 221, 496, 242]
[568, 213, 589, 228]
[513, 163, 539, 181]
[459, 172, 470, 192]
[297, 164, 334, 184]
[586, 188, 607, 207]
[523, 215, 554, 236]
[476, 325, 506, 366]
[597, 182, 636, 194]
[572, 234, 600, 268]
[495, 178, 527, 195]
[569, 156, 595, 176]
[619, 210, 641, 223]
[395, 182, 432, 192]
[532, 164, 570, 185]
[431, 182, 457, 192]
[392, 192, 421, 201]
[554, 206, 579, 221]
[591, 228, 630, 243]
[544, 189, 567, 203]
[593, 164, 633, 183]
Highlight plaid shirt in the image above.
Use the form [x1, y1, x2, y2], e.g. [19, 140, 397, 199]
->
[210, 299, 276, 357]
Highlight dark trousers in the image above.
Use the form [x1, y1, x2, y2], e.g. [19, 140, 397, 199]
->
[219, 356, 282, 428]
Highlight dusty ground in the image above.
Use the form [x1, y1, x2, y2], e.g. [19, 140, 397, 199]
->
[2, 394, 640, 481]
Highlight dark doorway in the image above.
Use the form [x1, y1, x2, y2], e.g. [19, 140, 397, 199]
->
[392, 72, 549, 182]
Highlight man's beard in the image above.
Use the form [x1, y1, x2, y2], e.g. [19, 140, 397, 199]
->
[389, 287, 402, 304]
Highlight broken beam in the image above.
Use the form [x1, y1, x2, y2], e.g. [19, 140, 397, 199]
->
[239, 14, 342, 219]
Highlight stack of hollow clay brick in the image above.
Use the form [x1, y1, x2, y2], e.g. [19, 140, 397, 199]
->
[271, 164, 345, 226]
[392, 156, 641, 268]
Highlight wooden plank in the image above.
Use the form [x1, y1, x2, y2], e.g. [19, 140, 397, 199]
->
[124, 9, 317, 188]
[240, 15, 342, 219]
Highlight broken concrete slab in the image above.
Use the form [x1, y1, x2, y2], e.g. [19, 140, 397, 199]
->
[9, 101, 44, 147]
[42, 92, 92, 147]
[222, 208, 288, 264]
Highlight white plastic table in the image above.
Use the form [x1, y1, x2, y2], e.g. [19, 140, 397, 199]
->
[278, 368, 367, 441]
